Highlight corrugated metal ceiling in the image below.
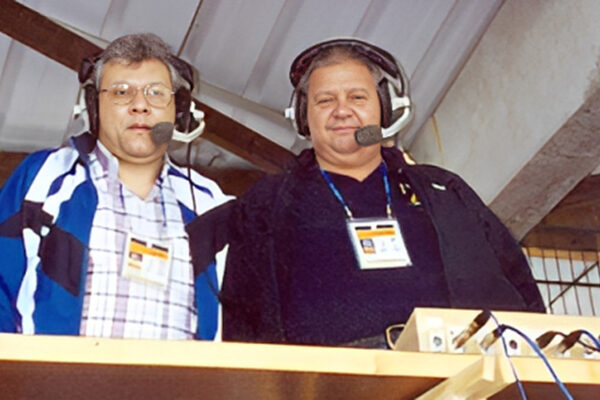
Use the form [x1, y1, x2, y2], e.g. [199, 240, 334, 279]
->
[0, 0, 503, 168]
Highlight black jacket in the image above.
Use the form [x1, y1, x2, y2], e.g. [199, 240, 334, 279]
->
[188, 147, 544, 346]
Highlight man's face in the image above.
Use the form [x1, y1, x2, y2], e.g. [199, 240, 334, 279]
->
[97, 58, 175, 165]
[306, 59, 381, 171]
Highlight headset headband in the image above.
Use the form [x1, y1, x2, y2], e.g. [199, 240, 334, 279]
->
[289, 38, 402, 89]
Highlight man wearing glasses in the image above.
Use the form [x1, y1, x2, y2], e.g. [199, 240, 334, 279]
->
[0, 33, 231, 340]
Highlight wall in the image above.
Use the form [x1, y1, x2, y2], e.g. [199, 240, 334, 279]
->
[409, 0, 600, 206]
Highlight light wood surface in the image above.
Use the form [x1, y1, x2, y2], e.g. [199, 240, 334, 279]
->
[0, 333, 479, 400]
[1, 307, 599, 400]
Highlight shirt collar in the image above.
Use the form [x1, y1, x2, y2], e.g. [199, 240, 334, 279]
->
[93, 140, 171, 180]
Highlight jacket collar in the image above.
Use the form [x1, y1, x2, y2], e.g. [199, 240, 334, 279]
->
[294, 146, 412, 174]
[68, 131, 97, 165]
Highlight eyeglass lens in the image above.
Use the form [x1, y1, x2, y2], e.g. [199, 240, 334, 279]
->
[105, 83, 173, 107]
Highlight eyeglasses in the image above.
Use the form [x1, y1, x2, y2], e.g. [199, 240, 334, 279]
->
[100, 82, 175, 108]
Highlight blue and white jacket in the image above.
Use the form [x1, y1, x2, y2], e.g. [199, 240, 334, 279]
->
[0, 133, 231, 339]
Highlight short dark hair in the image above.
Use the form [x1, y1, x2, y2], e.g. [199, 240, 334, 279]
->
[295, 46, 383, 99]
[94, 33, 189, 91]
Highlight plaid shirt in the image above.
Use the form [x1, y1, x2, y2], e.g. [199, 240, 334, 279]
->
[80, 142, 196, 339]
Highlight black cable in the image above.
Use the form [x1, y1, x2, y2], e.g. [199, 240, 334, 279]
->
[452, 310, 491, 349]
[536, 330, 600, 354]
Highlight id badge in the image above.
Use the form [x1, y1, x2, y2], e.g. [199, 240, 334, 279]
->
[346, 217, 412, 270]
[122, 232, 173, 288]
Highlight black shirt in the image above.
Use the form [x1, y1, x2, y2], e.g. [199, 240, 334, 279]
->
[283, 165, 450, 345]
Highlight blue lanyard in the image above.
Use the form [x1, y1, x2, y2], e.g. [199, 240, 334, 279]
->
[320, 162, 393, 219]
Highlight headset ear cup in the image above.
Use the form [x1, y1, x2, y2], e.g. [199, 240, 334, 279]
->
[78, 53, 102, 85]
[175, 88, 198, 133]
[78, 52, 102, 136]
[169, 56, 195, 86]
[170, 56, 199, 134]
[377, 79, 393, 129]
[84, 85, 99, 136]
[295, 90, 310, 137]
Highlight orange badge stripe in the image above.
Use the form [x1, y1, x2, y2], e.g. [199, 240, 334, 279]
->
[356, 228, 395, 240]
[129, 242, 169, 260]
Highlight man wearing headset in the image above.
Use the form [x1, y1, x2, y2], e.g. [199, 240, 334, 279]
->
[202, 38, 544, 348]
[0, 33, 231, 340]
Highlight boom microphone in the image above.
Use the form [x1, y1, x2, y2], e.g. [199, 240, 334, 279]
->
[354, 95, 413, 146]
[354, 125, 384, 146]
[151, 122, 174, 145]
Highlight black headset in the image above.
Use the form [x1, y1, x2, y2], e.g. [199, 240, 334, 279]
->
[285, 38, 413, 140]
[77, 51, 201, 139]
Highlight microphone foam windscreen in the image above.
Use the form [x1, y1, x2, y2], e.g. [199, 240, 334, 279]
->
[151, 122, 174, 145]
[354, 125, 383, 146]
